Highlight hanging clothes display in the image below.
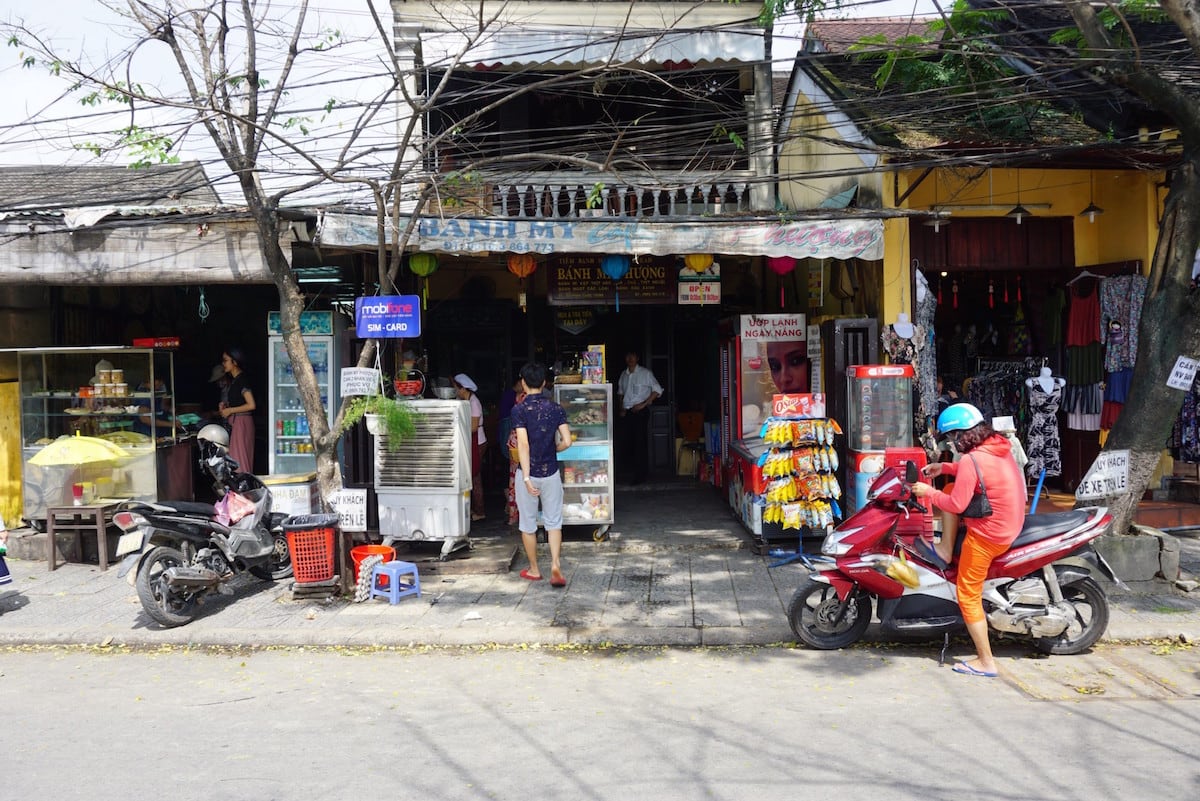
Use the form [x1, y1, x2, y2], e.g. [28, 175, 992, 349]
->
[1063, 277, 1103, 432]
[914, 270, 939, 436]
[1171, 375, 1200, 463]
[1025, 378, 1064, 479]
[1098, 274, 1149, 437]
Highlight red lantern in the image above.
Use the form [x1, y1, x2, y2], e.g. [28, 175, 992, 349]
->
[507, 253, 537, 313]
[766, 256, 797, 309]
[507, 253, 536, 279]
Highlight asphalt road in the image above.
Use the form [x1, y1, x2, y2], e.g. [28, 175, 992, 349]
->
[4, 642, 1197, 800]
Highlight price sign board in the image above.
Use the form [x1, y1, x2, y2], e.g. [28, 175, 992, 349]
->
[1075, 449, 1130, 500]
[331, 488, 367, 532]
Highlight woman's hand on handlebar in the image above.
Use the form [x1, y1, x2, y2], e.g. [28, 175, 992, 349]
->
[909, 480, 933, 499]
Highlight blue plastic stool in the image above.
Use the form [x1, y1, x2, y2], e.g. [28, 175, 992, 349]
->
[370, 560, 421, 604]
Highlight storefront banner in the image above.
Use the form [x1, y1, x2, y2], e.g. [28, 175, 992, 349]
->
[319, 212, 884, 260]
[547, 255, 674, 305]
[354, 295, 421, 338]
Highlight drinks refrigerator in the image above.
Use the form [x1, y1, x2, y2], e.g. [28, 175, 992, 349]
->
[845, 364, 914, 514]
[267, 311, 337, 475]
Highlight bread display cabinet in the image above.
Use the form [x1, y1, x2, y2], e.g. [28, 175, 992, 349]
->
[553, 382, 613, 538]
[9, 346, 190, 527]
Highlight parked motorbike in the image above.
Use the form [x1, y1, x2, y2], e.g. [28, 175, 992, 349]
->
[115, 424, 292, 628]
[788, 462, 1122, 655]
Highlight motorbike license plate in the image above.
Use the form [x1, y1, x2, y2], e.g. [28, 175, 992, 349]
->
[115, 531, 144, 557]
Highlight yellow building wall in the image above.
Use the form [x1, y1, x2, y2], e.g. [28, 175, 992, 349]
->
[777, 84, 884, 211]
[0, 381, 19, 528]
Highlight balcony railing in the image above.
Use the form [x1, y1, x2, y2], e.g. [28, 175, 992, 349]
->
[424, 170, 759, 219]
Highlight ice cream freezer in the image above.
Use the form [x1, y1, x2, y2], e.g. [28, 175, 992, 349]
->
[373, 398, 473, 559]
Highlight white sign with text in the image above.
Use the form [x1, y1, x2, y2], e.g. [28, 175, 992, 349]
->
[331, 488, 368, 532]
[1075, 449, 1131, 500]
[341, 368, 382, 397]
[1166, 356, 1199, 391]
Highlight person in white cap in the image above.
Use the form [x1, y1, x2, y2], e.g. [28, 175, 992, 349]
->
[454, 372, 488, 521]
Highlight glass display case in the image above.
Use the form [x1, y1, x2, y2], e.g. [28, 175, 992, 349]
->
[845, 364, 914, 514]
[554, 383, 614, 534]
[10, 346, 181, 524]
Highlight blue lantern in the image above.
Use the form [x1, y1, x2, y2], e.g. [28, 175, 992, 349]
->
[600, 254, 631, 311]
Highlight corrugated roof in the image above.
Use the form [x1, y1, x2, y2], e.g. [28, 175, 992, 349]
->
[805, 17, 941, 55]
[0, 162, 219, 213]
[794, 13, 1119, 153]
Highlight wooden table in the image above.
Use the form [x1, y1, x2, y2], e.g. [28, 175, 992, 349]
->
[46, 503, 120, 571]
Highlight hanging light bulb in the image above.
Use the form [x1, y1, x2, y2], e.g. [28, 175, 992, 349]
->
[1079, 170, 1104, 223]
[1007, 168, 1029, 224]
[924, 173, 949, 233]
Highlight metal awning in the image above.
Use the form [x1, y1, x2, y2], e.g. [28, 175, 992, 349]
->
[318, 212, 883, 261]
[419, 28, 764, 70]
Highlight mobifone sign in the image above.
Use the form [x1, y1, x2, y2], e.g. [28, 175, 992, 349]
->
[355, 295, 421, 338]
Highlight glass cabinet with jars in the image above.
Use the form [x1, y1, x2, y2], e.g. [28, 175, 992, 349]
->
[553, 382, 613, 536]
[8, 346, 182, 525]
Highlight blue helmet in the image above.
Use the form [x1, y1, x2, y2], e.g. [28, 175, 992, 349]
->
[936, 403, 985, 435]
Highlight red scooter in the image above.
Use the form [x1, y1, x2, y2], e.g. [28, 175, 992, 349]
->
[788, 462, 1122, 655]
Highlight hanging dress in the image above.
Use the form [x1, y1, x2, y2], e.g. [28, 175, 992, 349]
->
[1026, 381, 1063, 480]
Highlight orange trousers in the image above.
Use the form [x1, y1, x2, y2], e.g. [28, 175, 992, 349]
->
[956, 530, 1011, 624]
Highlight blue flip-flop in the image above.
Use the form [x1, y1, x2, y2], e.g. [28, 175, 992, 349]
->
[952, 661, 998, 678]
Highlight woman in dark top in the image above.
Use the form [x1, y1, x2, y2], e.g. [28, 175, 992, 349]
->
[219, 348, 256, 473]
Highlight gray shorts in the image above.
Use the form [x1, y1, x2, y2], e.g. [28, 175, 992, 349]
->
[515, 469, 563, 533]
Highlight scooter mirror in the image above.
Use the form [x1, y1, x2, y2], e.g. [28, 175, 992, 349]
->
[904, 461, 919, 484]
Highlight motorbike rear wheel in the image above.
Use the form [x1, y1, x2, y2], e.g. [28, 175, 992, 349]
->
[1033, 576, 1109, 655]
[788, 579, 872, 649]
[250, 530, 293, 581]
[135, 546, 198, 628]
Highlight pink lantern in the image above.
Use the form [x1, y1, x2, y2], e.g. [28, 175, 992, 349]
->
[766, 256, 797, 308]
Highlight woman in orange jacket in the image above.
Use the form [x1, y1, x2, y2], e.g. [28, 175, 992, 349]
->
[911, 403, 1027, 678]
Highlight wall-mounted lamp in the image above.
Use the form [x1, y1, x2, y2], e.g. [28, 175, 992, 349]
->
[1079, 170, 1104, 223]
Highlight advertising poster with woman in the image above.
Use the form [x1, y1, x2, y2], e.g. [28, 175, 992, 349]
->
[738, 314, 808, 437]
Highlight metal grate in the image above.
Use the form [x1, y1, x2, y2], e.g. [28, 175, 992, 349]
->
[375, 408, 461, 488]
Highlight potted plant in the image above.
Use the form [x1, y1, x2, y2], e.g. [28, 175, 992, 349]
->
[341, 393, 418, 451]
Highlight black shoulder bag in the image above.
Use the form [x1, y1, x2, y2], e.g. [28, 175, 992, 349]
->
[960, 453, 993, 518]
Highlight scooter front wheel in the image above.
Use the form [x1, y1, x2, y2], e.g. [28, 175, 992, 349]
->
[788, 579, 872, 650]
[135, 546, 198, 628]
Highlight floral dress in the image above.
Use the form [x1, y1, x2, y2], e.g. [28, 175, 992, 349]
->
[1025, 382, 1063, 480]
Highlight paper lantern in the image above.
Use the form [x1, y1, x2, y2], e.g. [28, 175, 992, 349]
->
[507, 253, 537, 312]
[684, 253, 713, 273]
[766, 256, 797, 308]
[600, 254, 631, 312]
[507, 253, 537, 279]
[409, 252, 439, 308]
[409, 252, 439, 276]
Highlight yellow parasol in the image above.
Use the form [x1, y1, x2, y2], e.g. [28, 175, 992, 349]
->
[29, 433, 128, 466]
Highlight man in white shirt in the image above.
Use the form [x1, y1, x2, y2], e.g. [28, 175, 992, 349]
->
[617, 350, 663, 485]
